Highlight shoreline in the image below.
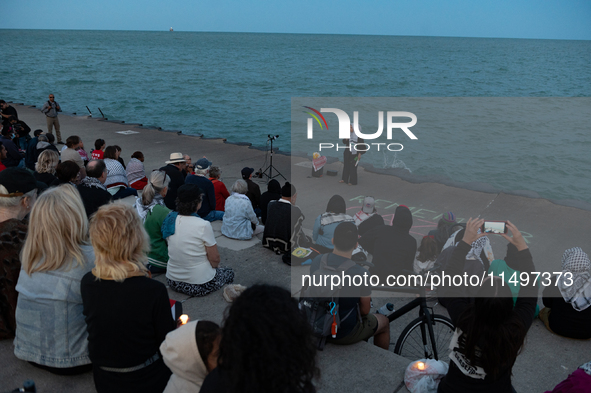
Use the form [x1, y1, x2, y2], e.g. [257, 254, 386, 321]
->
[12, 99, 591, 212]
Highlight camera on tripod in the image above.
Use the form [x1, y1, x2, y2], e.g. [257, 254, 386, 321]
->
[267, 134, 279, 141]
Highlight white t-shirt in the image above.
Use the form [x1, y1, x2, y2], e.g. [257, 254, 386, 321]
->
[166, 215, 217, 285]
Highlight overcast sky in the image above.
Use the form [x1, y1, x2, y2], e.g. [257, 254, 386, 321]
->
[3, 0, 590, 40]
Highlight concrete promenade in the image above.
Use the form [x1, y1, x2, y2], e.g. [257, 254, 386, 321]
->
[1, 103, 590, 392]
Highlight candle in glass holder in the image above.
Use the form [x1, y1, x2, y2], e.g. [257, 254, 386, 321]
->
[179, 314, 189, 325]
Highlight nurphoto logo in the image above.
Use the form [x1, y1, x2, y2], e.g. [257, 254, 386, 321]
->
[303, 106, 418, 153]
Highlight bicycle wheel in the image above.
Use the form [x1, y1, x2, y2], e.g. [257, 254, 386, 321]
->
[393, 315, 455, 362]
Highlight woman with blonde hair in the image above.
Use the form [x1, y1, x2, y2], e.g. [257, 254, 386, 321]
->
[33, 149, 58, 187]
[134, 170, 171, 273]
[81, 203, 176, 393]
[0, 168, 38, 340]
[14, 184, 94, 374]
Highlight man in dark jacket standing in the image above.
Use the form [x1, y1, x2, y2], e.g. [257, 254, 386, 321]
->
[359, 205, 417, 280]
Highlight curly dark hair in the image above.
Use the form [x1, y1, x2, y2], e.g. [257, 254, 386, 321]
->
[218, 284, 319, 393]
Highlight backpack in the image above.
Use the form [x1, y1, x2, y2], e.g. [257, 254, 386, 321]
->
[298, 254, 360, 350]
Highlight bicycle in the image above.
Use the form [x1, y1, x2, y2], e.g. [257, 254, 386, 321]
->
[373, 285, 455, 362]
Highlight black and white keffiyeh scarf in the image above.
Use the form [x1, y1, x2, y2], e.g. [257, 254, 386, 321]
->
[134, 194, 166, 223]
[81, 176, 107, 191]
[558, 247, 591, 311]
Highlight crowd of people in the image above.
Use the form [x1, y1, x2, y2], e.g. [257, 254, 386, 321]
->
[1, 102, 590, 393]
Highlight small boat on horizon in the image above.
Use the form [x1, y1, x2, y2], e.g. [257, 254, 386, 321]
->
[169, 27, 174, 32]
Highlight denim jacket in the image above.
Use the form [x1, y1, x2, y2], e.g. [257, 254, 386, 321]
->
[14, 244, 95, 367]
[221, 193, 259, 240]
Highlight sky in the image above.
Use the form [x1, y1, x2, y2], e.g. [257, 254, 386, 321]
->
[2, 0, 590, 40]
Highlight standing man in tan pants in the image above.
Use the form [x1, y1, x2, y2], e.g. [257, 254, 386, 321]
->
[41, 94, 63, 144]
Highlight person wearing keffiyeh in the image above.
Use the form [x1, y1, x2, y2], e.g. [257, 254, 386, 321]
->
[539, 247, 591, 339]
[127, 151, 148, 191]
[76, 160, 112, 219]
[133, 170, 171, 274]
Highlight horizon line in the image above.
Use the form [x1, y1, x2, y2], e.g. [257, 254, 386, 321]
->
[1, 27, 589, 42]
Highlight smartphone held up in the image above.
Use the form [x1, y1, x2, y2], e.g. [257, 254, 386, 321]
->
[482, 220, 508, 234]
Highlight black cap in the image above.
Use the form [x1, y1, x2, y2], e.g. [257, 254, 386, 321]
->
[281, 182, 296, 197]
[241, 167, 254, 178]
[0, 168, 38, 197]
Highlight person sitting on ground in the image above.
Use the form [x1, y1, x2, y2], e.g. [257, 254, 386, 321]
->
[91, 138, 105, 160]
[9, 116, 32, 151]
[185, 158, 224, 222]
[60, 135, 87, 178]
[127, 151, 149, 190]
[14, 185, 94, 375]
[182, 154, 192, 177]
[200, 285, 319, 393]
[241, 167, 261, 214]
[33, 149, 59, 187]
[77, 138, 89, 164]
[539, 247, 591, 340]
[0, 168, 37, 340]
[0, 100, 18, 130]
[135, 170, 171, 274]
[77, 159, 113, 219]
[209, 165, 229, 212]
[51, 160, 82, 187]
[103, 145, 137, 200]
[32, 134, 59, 165]
[544, 361, 591, 393]
[160, 320, 221, 393]
[428, 212, 458, 253]
[164, 184, 234, 297]
[0, 142, 6, 172]
[160, 152, 187, 210]
[353, 196, 385, 236]
[309, 222, 391, 350]
[25, 129, 44, 170]
[81, 203, 177, 393]
[222, 179, 264, 240]
[358, 205, 417, 280]
[262, 182, 310, 264]
[413, 235, 439, 275]
[0, 125, 22, 168]
[435, 227, 495, 307]
[437, 219, 537, 393]
[312, 194, 354, 254]
[259, 179, 281, 225]
[114, 145, 126, 169]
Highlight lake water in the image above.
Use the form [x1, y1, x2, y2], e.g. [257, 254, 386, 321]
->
[1, 30, 590, 203]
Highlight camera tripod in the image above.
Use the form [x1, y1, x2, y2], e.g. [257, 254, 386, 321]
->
[261, 135, 286, 182]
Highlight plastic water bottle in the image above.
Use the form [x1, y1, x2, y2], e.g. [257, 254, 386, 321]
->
[377, 303, 394, 316]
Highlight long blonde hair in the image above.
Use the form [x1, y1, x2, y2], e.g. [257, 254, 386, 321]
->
[90, 203, 149, 282]
[21, 185, 89, 275]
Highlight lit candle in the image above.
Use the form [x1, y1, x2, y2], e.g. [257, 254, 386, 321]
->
[179, 314, 189, 325]
[416, 361, 426, 371]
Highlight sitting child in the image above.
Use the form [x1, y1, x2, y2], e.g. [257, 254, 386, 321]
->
[160, 320, 221, 392]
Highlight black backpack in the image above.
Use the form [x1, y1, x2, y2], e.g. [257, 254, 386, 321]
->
[299, 254, 359, 350]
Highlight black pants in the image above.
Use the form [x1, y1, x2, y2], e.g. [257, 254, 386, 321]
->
[342, 149, 358, 185]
